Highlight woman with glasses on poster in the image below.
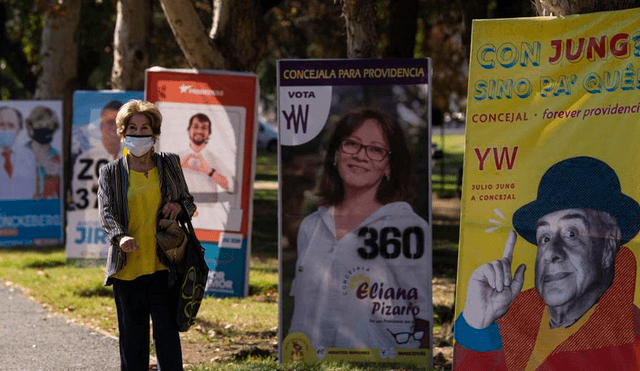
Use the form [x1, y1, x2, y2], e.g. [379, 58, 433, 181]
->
[287, 108, 432, 354]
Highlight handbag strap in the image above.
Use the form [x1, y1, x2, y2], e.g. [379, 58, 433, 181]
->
[177, 201, 196, 235]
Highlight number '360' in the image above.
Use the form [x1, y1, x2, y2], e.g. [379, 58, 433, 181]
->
[357, 226, 425, 260]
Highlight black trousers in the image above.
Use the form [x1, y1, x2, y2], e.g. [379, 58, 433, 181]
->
[113, 270, 183, 371]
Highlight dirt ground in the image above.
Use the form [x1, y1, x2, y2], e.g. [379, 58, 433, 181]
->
[179, 194, 460, 369]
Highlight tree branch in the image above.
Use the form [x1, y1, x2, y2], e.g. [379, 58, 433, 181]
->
[158, 0, 226, 70]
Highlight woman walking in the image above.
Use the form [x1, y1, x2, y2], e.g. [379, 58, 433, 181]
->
[98, 100, 196, 370]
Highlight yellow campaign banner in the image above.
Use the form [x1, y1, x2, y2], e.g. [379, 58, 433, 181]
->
[454, 8, 640, 370]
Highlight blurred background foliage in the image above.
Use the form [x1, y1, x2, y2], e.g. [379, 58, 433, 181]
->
[0, 0, 536, 120]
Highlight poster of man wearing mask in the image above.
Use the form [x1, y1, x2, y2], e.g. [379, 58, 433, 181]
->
[0, 100, 63, 247]
[66, 91, 143, 261]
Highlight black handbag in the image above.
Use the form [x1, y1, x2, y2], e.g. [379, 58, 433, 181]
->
[175, 208, 209, 332]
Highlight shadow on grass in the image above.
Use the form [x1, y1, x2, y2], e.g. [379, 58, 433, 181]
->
[230, 347, 275, 362]
[248, 282, 278, 297]
[252, 195, 279, 258]
[433, 224, 459, 241]
[194, 317, 277, 339]
[254, 173, 278, 182]
[433, 247, 458, 279]
[23, 259, 66, 269]
[75, 285, 113, 298]
[434, 304, 455, 325]
[7, 244, 64, 254]
[433, 222, 459, 280]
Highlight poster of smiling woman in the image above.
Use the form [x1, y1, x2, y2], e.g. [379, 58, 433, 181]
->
[0, 100, 63, 247]
[454, 8, 640, 370]
[278, 58, 433, 366]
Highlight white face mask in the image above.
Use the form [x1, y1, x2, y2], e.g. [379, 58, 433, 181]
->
[0, 129, 17, 148]
[123, 135, 154, 157]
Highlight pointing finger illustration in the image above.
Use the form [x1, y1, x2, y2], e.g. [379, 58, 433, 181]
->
[502, 230, 517, 262]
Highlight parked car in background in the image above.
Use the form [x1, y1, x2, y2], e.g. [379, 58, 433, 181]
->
[257, 121, 278, 152]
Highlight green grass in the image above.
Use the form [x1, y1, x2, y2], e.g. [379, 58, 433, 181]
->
[254, 151, 278, 182]
[435, 134, 465, 155]
[432, 133, 465, 197]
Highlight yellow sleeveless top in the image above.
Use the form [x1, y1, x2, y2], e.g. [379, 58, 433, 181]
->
[112, 167, 167, 280]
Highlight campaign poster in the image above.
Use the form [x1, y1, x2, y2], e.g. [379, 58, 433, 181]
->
[453, 8, 640, 370]
[66, 90, 143, 261]
[0, 100, 63, 247]
[278, 59, 433, 365]
[146, 67, 258, 298]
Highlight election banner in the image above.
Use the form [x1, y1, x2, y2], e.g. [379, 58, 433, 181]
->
[146, 67, 258, 297]
[0, 100, 63, 247]
[278, 58, 433, 365]
[66, 91, 143, 261]
[453, 8, 640, 370]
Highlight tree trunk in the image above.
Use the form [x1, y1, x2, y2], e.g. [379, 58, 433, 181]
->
[159, 0, 273, 71]
[34, 0, 82, 99]
[210, 0, 268, 71]
[494, 0, 535, 18]
[158, 0, 226, 70]
[458, 0, 489, 59]
[342, 0, 379, 58]
[34, 0, 81, 220]
[111, 0, 150, 90]
[534, 0, 640, 15]
[384, 0, 418, 58]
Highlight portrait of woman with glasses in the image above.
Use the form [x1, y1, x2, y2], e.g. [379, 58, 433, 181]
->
[286, 108, 432, 352]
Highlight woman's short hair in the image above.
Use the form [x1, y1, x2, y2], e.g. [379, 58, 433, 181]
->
[25, 106, 59, 131]
[116, 100, 162, 138]
[317, 108, 415, 206]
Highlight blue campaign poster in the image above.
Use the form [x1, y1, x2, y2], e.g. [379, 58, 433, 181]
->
[66, 91, 143, 260]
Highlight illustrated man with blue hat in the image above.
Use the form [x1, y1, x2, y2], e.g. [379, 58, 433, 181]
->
[454, 156, 640, 371]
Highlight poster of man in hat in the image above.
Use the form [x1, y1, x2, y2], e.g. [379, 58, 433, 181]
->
[453, 8, 640, 370]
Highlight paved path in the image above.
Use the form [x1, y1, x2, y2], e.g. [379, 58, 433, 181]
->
[0, 281, 121, 371]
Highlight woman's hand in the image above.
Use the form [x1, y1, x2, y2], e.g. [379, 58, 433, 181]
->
[162, 201, 182, 220]
[119, 235, 139, 252]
